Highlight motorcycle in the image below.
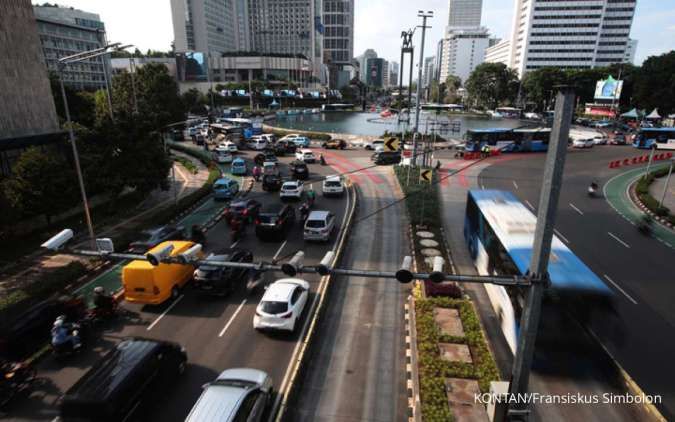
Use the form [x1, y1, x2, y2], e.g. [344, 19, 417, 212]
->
[0, 361, 36, 408]
[245, 267, 269, 295]
[637, 216, 653, 236]
[588, 182, 599, 198]
[299, 202, 311, 222]
[51, 320, 87, 359]
[319, 155, 327, 166]
[230, 220, 245, 244]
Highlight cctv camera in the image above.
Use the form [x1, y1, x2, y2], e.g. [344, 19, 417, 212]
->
[146, 243, 175, 266]
[41, 229, 74, 251]
[282, 251, 305, 277]
[316, 251, 335, 276]
[395, 256, 414, 284]
[429, 256, 445, 284]
[177, 244, 202, 264]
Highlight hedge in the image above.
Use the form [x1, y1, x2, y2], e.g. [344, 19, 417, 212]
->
[415, 297, 501, 421]
[636, 167, 675, 225]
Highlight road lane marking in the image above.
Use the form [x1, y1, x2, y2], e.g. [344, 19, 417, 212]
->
[219, 299, 248, 337]
[231, 240, 240, 248]
[524, 200, 535, 210]
[569, 202, 584, 216]
[603, 274, 638, 305]
[608, 232, 630, 248]
[147, 295, 184, 330]
[512, 180, 519, 190]
[272, 240, 288, 262]
[554, 229, 570, 244]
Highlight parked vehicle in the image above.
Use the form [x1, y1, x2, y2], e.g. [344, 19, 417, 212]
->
[129, 225, 185, 254]
[292, 137, 311, 148]
[572, 138, 594, 148]
[289, 160, 309, 180]
[255, 204, 295, 241]
[185, 368, 273, 422]
[262, 175, 282, 192]
[224, 199, 261, 224]
[123, 241, 202, 305]
[611, 133, 627, 145]
[253, 279, 309, 332]
[213, 177, 240, 201]
[364, 139, 385, 150]
[593, 135, 607, 145]
[371, 151, 401, 165]
[322, 175, 345, 197]
[193, 250, 253, 296]
[295, 149, 316, 163]
[280, 180, 304, 200]
[59, 338, 187, 422]
[322, 139, 347, 149]
[231, 158, 247, 176]
[303, 211, 336, 242]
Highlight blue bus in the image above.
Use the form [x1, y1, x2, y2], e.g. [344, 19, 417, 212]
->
[464, 190, 614, 353]
[464, 128, 551, 153]
[633, 128, 675, 150]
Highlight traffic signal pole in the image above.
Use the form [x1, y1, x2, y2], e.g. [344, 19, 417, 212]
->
[506, 86, 575, 421]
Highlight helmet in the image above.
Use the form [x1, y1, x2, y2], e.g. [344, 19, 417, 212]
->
[93, 286, 104, 295]
[53, 317, 65, 328]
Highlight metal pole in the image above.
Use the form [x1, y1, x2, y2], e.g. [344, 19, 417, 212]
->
[507, 86, 575, 421]
[408, 48, 414, 114]
[399, 49, 405, 111]
[249, 69, 254, 111]
[100, 54, 114, 121]
[58, 67, 96, 248]
[130, 57, 139, 115]
[659, 159, 674, 208]
[413, 13, 431, 166]
[644, 146, 657, 179]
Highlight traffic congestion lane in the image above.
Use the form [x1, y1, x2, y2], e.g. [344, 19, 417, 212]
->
[477, 146, 675, 420]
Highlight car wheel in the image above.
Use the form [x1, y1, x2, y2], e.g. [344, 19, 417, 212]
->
[171, 286, 180, 299]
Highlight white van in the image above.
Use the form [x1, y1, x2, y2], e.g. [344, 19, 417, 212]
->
[303, 211, 336, 242]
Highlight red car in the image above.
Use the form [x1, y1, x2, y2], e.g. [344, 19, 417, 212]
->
[224, 199, 261, 224]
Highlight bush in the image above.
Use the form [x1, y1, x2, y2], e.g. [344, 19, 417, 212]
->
[636, 167, 675, 223]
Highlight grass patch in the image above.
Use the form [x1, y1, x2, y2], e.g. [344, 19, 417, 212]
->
[416, 297, 501, 421]
[174, 155, 198, 174]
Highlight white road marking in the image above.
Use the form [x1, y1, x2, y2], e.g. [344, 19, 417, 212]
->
[272, 240, 288, 261]
[603, 274, 638, 305]
[524, 199, 535, 210]
[147, 295, 184, 330]
[231, 240, 240, 248]
[569, 202, 584, 216]
[554, 229, 570, 244]
[608, 232, 630, 248]
[512, 180, 519, 190]
[219, 299, 248, 337]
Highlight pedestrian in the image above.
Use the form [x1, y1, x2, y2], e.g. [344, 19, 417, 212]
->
[435, 160, 441, 171]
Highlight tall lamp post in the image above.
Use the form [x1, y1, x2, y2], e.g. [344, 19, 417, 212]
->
[57, 43, 128, 248]
[412, 10, 433, 167]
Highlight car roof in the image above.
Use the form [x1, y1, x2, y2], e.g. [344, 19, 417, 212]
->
[300, 149, 313, 153]
[283, 180, 300, 185]
[232, 158, 245, 163]
[307, 210, 330, 220]
[262, 280, 304, 302]
[324, 175, 341, 182]
[215, 178, 234, 184]
[185, 384, 249, 422]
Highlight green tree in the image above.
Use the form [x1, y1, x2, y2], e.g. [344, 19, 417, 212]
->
[522, 67, 568, 111]
[181, 88, 208, 115]
[49, 72, 97, 126]
[2, 147, 78, 225]
[633, 51, 675, 115]
[444, 75, 462, 104]
[465, 63, 519, 110]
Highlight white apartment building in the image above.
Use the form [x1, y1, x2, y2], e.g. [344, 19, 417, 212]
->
[447, 0, 483, 28]
[485, 39, 511, 66]
[508, 0, 637, 78]
[625, 38, 638, 64]
[439, 27, 490, 84]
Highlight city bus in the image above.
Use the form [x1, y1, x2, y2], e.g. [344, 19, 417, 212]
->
[464, 128, 551, 153]
[463, 190, 614, 354]
[632, 128, 675, 150]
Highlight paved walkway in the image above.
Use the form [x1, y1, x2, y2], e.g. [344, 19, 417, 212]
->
[649, 169, 675, 213]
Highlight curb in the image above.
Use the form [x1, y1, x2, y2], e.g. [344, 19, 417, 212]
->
[630, 183, 674, 230]
[405, 296, 422, 422]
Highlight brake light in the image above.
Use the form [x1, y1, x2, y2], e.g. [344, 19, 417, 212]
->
[279, 311, 293, 319]
[255, 219, 260, 225]
[243, 209, 248, 216]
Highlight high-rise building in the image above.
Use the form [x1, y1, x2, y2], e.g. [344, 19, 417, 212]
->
[170, 0, 240, 54]
[33, 4, 110, 90]
[389, 61, 400, 87]
[323, 0, 354, 89]
[365, 57, 386, 88]
[423, 56, 436, 88]
[485, 39, 511, 66]
[357, 49, 378, 83]
[447, 0, 483, 28]
[625, 38, 638, 64]
[1, 0, 61, 176]
[508, 0, 637, 78]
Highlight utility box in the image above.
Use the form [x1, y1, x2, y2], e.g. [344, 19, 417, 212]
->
[487, 381, 509, 422]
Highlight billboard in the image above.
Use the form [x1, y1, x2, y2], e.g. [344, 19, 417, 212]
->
[594, 76, 624, 101]
[176, 51, 207, 82]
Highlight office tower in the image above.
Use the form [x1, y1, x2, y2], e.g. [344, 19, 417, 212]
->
[170, 0, 240, 54]
[448, 0, 483, 28]
[440, 0, 489, 84]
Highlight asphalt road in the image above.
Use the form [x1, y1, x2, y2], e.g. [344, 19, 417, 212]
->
[477, 144, 675, 420]
[6, 150, 352, 422]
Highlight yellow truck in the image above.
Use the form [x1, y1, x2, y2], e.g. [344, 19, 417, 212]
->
[122, 241, 202, 305]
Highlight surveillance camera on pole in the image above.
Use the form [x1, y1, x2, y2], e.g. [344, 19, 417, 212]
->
[316, 251, 335, 276]
[281, 251, 305, 277]
[96, 238, 115, 255]
[429, 256, 445, 283]
[177, 244, 202, 265]
[41, 229, 74, 251]
[146, 243, 175, 266]
[395, 256, 414, 283]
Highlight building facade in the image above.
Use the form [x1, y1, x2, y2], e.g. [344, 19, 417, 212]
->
[111, 58, 178, 78]
[485, 39, 511, 66]
[439, 27, 490, 84]
[357, 49, 378, 83]
[508, 0, 637, 77]
[1, 0, 61, 176]
[389, 61, 400, 87]
[447, 0, 483, 28]
[423, 56, 436, 88]
[170, 0, 241, 54]
[33, 5, 110, 90]
[625, 38, 638, 64]
[365, 57, 386, 88]
[323, 0, 354, 64]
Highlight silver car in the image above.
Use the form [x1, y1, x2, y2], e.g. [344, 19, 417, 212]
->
[185, 368, 273, 422]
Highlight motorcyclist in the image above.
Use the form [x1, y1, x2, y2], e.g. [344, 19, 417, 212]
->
[51, 316, 81, 351]
[92, 286, 115, 317]
[230, 216, 244, 242]
[637, 214, 653, 235]
[252, 165, 262, 182]
[299, 202, 310, 222]
[306, 188, 316, 206]
[588, 181, 599, 196]
[319, 154, 327, 166]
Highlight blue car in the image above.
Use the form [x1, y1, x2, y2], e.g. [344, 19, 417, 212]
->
[231, 158, 247, 176]
[293, 137, 311, 148]
[213, 177, 239, 200]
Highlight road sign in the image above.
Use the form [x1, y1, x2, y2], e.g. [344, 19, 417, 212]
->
[420, 169, 432, 183]
[384, 137, 400, 152]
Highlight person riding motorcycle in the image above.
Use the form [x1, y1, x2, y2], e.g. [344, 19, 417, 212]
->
[51, 316, 81, 351]
[299, 202, 310, 222]
[319, 154, 327, 166]
[92, 286, 115, 317]
[306, 188, 316, 206]
[637, 214, 653, 235]
[252, 165, 262, 181]
[588, 181, 599, 196]
[191, 224, 206, 245]
[230, 216, 244, 242]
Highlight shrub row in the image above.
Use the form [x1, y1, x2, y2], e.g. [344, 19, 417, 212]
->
[174, 155, 198, 174]
[636, 167, 675, 225]
[415, 297, 501, 421]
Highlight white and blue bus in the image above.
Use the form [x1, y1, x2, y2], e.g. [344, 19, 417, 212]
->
[464, 190, 614, 353]
[464, 128, 551, 153]
[633, 128, 675, 150]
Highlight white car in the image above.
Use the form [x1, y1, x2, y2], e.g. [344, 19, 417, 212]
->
[248, 136, 268, 151]
[295, 148, 316, 163]
[253, 278, 310, 332]
[593, 135, 607, 145]
[304, 211, 336, 242]
[364, 139, 385, 150]
[280, 134, 301, 142]
[322, 175, 344, 196]
[280, 180, 304, 199]
[572, 138, 594, 148]
[214, 147, 233, 163]
[219, 140, 238, 152]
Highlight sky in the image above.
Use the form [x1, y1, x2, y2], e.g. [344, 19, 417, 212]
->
[32, 0, 675, 68]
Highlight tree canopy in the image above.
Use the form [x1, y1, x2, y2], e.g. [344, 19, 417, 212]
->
[465, 63, 519, 110]
[634, 51, 675, 115]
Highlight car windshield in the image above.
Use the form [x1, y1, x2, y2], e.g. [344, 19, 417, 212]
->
[325, 181, 341, 187]
[231, 203, 245, 211]
[283, 184, 297, 190]
[259, 215, 278, 224]
[306, 220, 325, 228]
[261, 301, 288, 314]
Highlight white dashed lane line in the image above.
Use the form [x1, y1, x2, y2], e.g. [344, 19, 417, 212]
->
[603, 274, 638, 305]
[608, 232, 630, 249]
[569, 202, 584, 216]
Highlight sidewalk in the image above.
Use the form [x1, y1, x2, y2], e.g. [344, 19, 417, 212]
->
[649, 172, 674, 214]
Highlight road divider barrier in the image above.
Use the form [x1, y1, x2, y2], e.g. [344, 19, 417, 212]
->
[609, 152, 673, 169]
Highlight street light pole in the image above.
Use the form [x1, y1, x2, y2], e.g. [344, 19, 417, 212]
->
[659, 158, 674, 208]
[412, 11, 433, 166]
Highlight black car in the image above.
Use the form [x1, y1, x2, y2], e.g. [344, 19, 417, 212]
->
[274, 140, 296, 156]
[255, 204, 296, 241]
[262, 174, 282, 192]
[290, 160, 309, 180]
[371, 151, 401, 165]
[129, 225, 185, 253]
[59, 338, 187, 422]
[224, 199, 261, 223]
[193, 249, 254, 296]
[263, 151, 278, 163]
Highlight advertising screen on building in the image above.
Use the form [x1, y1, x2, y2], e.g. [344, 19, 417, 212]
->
[594, 76, 623, 101]
[176, 52, 207, 82]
